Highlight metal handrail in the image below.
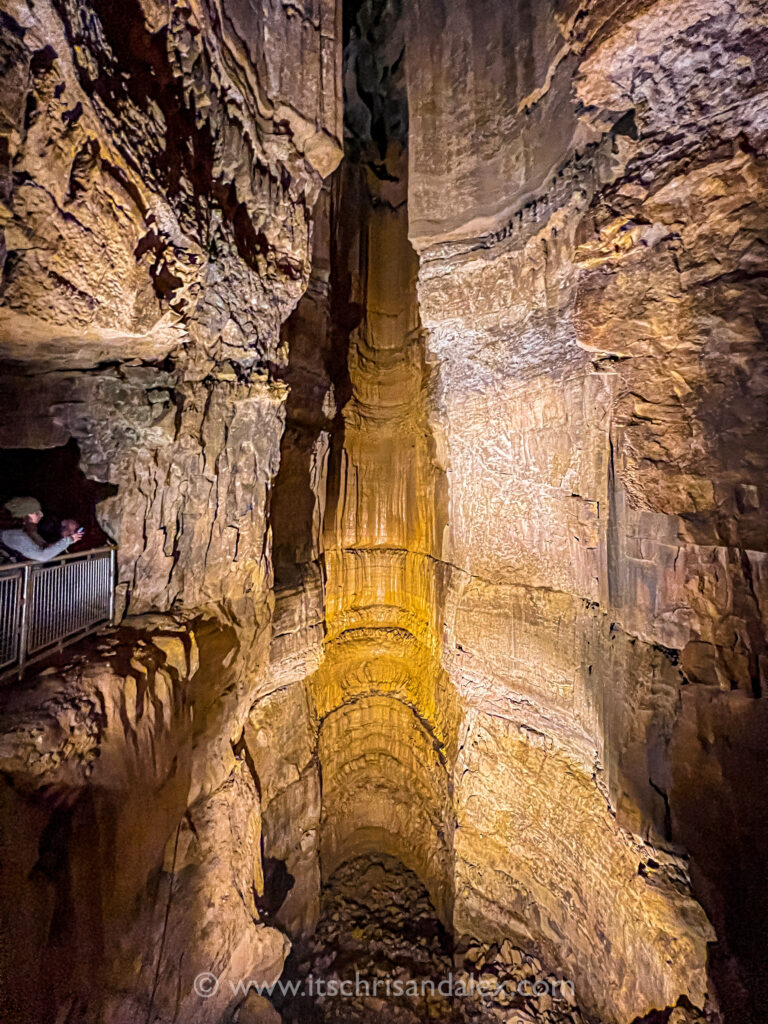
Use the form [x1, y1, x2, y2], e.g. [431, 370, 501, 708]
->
[0, 545, 116, 679]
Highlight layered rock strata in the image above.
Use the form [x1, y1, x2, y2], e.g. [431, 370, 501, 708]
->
[0, 0, 342, 1020]
[0, 0, 765, 1023]
[405, 0, 768, 1020]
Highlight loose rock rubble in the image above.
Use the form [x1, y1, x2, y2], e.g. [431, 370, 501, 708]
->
[274, 855, 592, 1024]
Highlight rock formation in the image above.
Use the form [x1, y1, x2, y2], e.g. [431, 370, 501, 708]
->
[0, 0, 765, 1023]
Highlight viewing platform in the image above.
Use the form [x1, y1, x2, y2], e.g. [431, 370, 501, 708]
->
[0, 546, 116, 678]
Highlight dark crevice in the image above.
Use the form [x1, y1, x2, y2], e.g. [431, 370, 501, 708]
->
[256, 856, 295, 921]
[232, 730, 262, 801]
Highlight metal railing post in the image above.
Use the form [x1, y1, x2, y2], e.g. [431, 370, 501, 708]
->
[108, 547, 116, 624]
[18, 564, 31, 678]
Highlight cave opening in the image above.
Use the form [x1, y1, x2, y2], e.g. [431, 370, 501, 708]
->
[0, 438, 115, 549]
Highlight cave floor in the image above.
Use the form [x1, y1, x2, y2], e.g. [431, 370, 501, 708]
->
[274, 855, 591, 1024]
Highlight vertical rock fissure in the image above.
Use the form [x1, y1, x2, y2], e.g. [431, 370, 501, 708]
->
[1, 2, 765, 1022]
[262, 5, 722, 1023]
[312, 0, 456, 921]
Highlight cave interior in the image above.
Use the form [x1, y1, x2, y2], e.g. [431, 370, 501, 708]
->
[0, 0, 766, 1023]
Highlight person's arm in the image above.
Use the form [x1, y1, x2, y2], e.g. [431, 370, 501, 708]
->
[0, 531, 74, 562]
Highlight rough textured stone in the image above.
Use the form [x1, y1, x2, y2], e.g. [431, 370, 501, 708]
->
[0, 1, 766, 1024]
[0, 0, 342, 368]
[402, 0, 768, 1020]
[0, 0, 342, 1019]
[0, 620, 287, 1023]
[278, 855, 593, 1024]
[238, 992, 283, 1024]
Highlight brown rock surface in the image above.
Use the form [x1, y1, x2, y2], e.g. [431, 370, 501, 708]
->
[404, 0, 768, 1020]
[0, 1, 766, 1023]
[0, 0, 341, 1018]
[0, 0, 342, 368]
[0, 619, 288, 1022]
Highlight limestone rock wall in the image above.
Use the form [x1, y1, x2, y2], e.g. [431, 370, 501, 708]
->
[0, 0, 765, 1022]
[0, 0, 343, 1021]
[0, 617, 289, 1024]
[253, 1, 768, 1020]
[261, 2, 735, 1020]
[0, 368, 285, 615]
[310, 147, 457, 924]
[405, 0, 768, 1020]
[0, 0, 341, 368]
[0, 0, 345, 612]
[262, 0, 458, 936]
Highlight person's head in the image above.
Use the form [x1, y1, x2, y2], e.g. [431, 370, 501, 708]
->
[61, 518, 80, 538]
[3, 496, 43, 524]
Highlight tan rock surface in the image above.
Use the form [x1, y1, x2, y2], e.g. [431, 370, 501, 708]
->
[0, 620, 281, 1022]
[0, 0, 342, 368]
[405, 0, 768, 1020]
[0, 0, 342, 1019]
[0, 1, 766, 1023]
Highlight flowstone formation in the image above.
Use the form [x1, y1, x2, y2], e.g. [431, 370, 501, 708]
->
[264, 3, 724, 1023]
[0, 0, 766, 1023]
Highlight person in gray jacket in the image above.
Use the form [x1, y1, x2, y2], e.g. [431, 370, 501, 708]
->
[0, 497, 84, 562]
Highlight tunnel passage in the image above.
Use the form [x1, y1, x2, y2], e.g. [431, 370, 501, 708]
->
[261, 0, 456, 932]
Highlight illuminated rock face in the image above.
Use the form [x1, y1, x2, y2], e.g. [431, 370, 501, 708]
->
[0, 0, 342, 1020]
[309, 140, 457, 927]
[0, 1, 766, 1023]
[0, 0, 342, 368]
[403, 2, 768, 1021]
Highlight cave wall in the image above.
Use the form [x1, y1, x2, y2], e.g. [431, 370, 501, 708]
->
[0, 0, 765, 1023]
[260, 1, 756, 1020]
[0, 0, 343, 1020]
[0, 0, 341, 367]
[405, 0, 768, 1020]
[310, 149, 457, 925]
